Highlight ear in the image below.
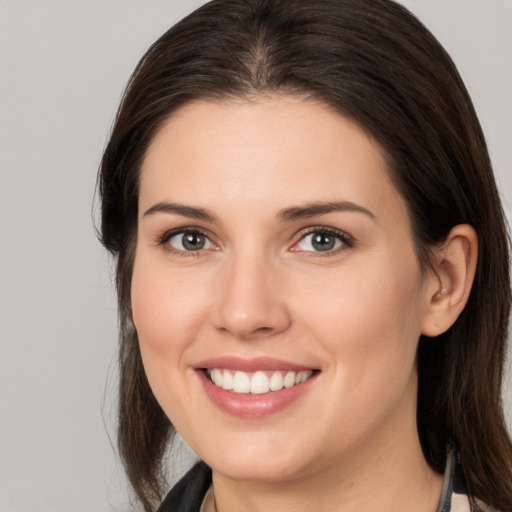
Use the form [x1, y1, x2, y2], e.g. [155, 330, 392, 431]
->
[421, 224, 478, 337]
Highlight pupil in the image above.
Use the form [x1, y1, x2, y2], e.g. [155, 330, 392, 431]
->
[183, 233, 205, 251]
[312, 233, 335, 251]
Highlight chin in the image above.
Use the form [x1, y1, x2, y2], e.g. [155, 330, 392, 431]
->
[196, 431, 317, 483]
[209, 456, 305, 483]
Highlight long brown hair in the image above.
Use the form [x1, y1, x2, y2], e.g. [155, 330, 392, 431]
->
[97, 0, 512, 510]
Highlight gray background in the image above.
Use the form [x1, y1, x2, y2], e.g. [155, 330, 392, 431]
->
[0, 1, 511, 511]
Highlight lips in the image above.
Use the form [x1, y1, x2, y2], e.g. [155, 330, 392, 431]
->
[195, 357, 319, 417]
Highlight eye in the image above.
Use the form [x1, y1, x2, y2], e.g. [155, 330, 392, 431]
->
[164, 230, 215, 253]
[292, 228, 352, 253]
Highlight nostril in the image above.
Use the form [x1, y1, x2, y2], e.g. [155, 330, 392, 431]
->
[255, 326, 273, 333]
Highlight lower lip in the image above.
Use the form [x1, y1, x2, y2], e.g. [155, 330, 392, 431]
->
[196, 370, 318, 418]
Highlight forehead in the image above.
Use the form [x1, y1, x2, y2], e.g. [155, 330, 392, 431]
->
[139, 97, 408, 227]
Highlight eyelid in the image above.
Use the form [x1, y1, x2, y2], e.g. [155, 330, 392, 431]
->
[155, 225, 354, 256]
[290, 226, 355, 254]
[156, 226, 218, 256]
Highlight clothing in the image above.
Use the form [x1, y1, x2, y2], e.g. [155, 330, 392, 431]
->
[157, 461, 212, 512]
[156, 449, 471, 512]
[437, 449, 470, 512]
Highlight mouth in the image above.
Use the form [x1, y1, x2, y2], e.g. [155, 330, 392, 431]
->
[194, 357, 320, 418]
[204, 368, 315, 395]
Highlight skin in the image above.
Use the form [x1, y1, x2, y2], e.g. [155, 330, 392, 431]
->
[131, 97, 476, 511]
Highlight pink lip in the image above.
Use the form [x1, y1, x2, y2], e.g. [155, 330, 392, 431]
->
[194, 356, 319, 418]
[195, 356, 313, 372]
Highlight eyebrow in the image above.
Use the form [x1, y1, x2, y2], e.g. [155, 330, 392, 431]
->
[143, 202, 219, 222]
[143, 200, 375, 223]
[276, 201, 375, 222]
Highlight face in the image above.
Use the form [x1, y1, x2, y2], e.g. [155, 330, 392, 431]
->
[132, 97, 434, 483]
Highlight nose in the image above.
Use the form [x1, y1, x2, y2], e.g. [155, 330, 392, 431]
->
[212, 252, 291, 341]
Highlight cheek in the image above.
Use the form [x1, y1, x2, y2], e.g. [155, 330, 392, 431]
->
[131, 259, 205, 350]
[300, 259, 423, 338]
[297, 253, 424, 394]
[130, 257, 214, 407]
[129, 257, 217, 432]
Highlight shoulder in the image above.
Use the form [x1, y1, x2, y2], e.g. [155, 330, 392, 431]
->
[156, 461, 212, 512]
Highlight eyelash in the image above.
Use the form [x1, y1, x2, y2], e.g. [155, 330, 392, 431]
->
[156, 226, 354, 257]
[292, 226, 354, 256]
[156, 227, 215, 257]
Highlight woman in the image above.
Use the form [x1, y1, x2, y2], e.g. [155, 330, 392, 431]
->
[97, 0, 512, 511]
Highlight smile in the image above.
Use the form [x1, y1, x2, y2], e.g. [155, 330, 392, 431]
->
[195, 357, 319, 418]
[206, 368, 314, 394]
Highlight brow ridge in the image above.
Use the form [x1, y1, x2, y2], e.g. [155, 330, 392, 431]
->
[143, 202, 218, 222]
[276, 201, 375, 222]
[143, 200, 374, 223]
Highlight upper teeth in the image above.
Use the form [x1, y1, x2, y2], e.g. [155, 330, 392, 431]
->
[207, 369, 313, 394]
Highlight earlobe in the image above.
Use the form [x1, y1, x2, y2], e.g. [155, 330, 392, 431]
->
[421, 224, 478, 337]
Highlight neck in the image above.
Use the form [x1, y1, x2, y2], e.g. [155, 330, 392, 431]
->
[208, 386, 443, 512]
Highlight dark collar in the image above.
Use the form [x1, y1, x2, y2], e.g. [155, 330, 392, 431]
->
[156, 461, 211, 512]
